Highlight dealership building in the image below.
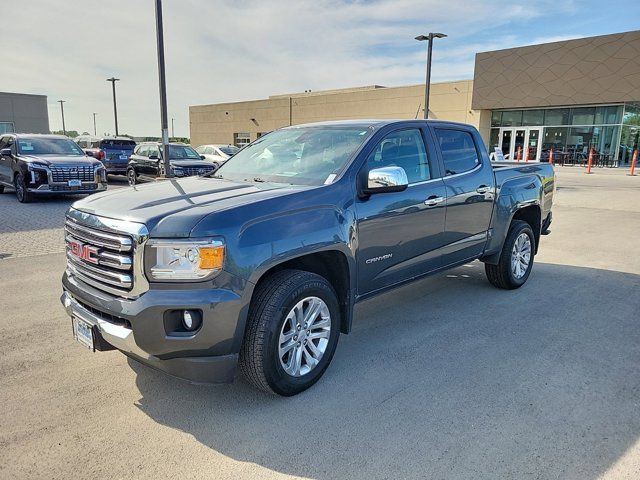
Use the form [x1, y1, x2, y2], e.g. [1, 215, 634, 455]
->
[190, 30, 640, 165]
[0, 91, 50, 134]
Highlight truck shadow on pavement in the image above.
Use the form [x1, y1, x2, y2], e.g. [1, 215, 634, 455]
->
[131, 261, 640, 479]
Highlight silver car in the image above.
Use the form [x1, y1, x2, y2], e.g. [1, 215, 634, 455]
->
[195, 144, 240, 169]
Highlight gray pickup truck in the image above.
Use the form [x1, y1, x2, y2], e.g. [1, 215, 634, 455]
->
[61, 120, 554, 396]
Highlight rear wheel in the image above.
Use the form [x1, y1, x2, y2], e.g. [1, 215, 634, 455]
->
[0, 185, 4, 193]
[485, 220, 534, 289]
[239, 269, 340, 396]
[127, 168, 137, 186]
[14, 173, 32, 203]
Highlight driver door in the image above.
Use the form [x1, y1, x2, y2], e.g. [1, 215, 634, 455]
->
[355, 127, 447, 295]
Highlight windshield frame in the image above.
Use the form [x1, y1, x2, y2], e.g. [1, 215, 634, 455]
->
[17, 137, 85, 156]
[212, 125, 374, 186]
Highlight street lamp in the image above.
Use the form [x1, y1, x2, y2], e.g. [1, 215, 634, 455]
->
[171, 117, 175, 139]
[92, 112, 97, 136]
[154, 0, 171, 178]
[415, 32, 447, 119]
[106, 77, 120, 136]
[58, 100, 66, 135]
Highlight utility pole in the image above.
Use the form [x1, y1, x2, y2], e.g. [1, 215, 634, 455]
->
[93, 112, 97, 136]
[106, 77, 120, 136]
[58, 100, 66, 135]
[415, 33, 447, 119]
[155, 0, 171, 177]
[171, 117, 175, 139]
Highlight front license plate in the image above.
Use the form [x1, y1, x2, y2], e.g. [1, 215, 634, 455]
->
[68, 179, 82, 187]
[119, 154, 128, 160]
[72, 317, 94, 350]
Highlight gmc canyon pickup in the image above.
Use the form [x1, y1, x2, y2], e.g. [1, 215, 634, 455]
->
[61, 120, 554, 396]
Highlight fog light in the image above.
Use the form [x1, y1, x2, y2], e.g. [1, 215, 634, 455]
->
[183, 310, 194, 330]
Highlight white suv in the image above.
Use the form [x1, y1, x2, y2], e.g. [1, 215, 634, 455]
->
[195, 144, 240, 169]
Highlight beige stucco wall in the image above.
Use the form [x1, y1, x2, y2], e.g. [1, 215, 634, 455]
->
[189, 80, 487, 147]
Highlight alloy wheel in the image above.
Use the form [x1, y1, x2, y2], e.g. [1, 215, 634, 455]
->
[511, 232, 531, 279]
[278, 296, 331, 377]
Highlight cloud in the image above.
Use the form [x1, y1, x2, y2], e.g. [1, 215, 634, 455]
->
[2, 0, 637, 136]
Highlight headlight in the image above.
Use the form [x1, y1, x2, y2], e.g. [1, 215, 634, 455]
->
[147, 239, 225, 281]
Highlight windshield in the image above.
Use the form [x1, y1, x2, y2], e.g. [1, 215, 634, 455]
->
[101, 139, 136, 149]
[17, 137, 84, 156]
[220, 145, 240, 156]
[168, 145, 200, 159]
[214, 126, 371, 185]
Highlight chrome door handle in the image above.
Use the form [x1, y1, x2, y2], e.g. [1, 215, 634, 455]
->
[476, 185, 491, 194]
[424, 196, 444, 206]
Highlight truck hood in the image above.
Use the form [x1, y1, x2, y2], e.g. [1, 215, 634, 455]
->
[71, 176, 311, 237]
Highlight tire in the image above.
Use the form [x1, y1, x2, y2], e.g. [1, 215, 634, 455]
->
[239, 269, 341, 396]
[0, 185, 4, 193]
[14, 172, 32, 203]
[127, 168, 137, 186]
[485, 220, 535, 290]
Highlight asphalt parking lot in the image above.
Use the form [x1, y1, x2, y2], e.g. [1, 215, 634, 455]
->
[1, 168, 639, 479]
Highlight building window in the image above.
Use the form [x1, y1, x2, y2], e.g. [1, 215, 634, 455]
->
[570, 107, 596, 125]
[501, 110, 522, 127]
[522, 110, 544, 126]
[491, 111, 502, 127]
[234, 132, 251, 148]
[0, 122, 15, 134]
[544, 108, 570, 126]
[595, 105, 622, 125]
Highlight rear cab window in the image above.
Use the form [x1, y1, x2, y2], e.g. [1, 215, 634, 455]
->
[434, 128, 481, 175]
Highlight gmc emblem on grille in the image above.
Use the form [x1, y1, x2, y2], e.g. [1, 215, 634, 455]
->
[69, 240, 99, 265]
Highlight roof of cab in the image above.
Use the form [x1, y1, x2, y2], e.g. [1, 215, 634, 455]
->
[285, 119, 472, 130]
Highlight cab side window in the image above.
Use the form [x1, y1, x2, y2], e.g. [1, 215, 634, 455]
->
[434, 128, 480, 175]
[366, 129, 430, 184]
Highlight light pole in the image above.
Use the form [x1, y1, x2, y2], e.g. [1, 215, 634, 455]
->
[415, 33, 447, 119]
[155, 0, 171, 178]
[92, 112, 97, 136]
[58, 100, 66, 135]
[171, 117, 175, 139]
[106, 77, 120, 136]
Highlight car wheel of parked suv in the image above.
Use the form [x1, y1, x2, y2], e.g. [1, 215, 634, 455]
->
[14, 173, 32, 203]
[0, 185, 4, 194]
[127, 168, 137, 186]
[239, 269, 340, 396]
[485, 220, 535, 289]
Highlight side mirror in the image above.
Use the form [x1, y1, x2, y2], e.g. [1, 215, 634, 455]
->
[149, 153, 159, 160]
[1, 148, 12, 156]
[200, 155, 206, 160]
[363, 166, 408, 194]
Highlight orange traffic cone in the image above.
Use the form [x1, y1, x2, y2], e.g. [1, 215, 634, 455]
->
[549, 148, 554, 165]
[629, 149, 638, 176]
[516, 146, 522, 162]
[586, 148, 594, 174]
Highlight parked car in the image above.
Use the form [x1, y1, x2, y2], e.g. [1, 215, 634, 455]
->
[61, 120, 554, 396]
[195, 144, 240, 169]
[76, 136, 136, 176]
[0, 134, 107, 203]
[126, 142, 216, 185]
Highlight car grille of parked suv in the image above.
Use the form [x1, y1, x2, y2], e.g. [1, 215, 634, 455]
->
[51, 165, 95, 183]
[65, 217, 136, 297]
[182, 166, 215, 177]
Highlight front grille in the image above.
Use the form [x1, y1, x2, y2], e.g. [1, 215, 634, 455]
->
[51, 165, 95, 182]
[65, 217, 135, 296]
[51, 183, 98, 192]
[181, 166, 214, 177]
[75, 298, 131, 329]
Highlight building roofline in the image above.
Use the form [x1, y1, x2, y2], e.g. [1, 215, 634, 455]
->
[0, 91, 48, 99]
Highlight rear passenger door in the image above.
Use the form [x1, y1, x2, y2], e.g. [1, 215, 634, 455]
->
[0, 136, 9, 184]
[431, 127, 495, 265]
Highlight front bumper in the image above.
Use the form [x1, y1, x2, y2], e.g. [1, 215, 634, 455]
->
[29, 182, 107, 194]
[60, 272, 247, 384]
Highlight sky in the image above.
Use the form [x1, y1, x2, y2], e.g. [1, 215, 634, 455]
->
[3, 0, 640, 137]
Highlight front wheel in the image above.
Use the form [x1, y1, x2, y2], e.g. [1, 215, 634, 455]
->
[14, 173, 32, 203]
[239, 270, 341, 396]
[485, 220, 535, 289]
[0, 185, 4, 193]
[127, 168, 137, 186]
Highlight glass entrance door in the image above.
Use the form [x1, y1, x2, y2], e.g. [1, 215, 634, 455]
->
[499, 127, 542, 161]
